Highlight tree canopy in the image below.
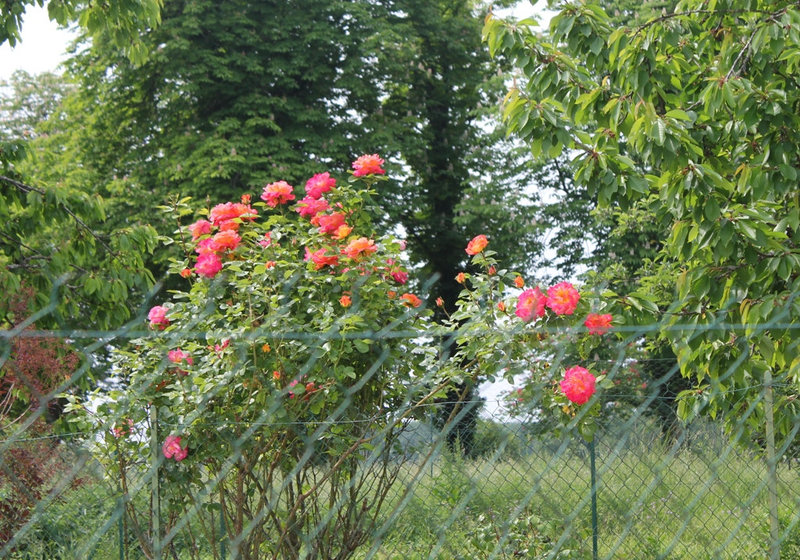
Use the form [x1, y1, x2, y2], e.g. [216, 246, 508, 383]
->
[485, 0, 800, 441]
[17, 0, 539, 311]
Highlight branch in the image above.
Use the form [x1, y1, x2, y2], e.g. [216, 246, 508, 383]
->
[0, 229, 90, 275]
[725, 7, 789, 81]
[0, 174, 116, 255]
[633, 6, 786, 37]
[633, 9, 714, 37]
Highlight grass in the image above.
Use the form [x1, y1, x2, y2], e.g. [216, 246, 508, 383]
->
[361, 420, 800, 560]
[7, 419, 800, 559]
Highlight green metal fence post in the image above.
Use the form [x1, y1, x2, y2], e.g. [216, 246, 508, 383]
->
[119, 509, 124, 560]
[764, 369, 780, 560]
[150, 405, 162, 560]
[589, 438, 598, 560]
[220, 501, 227, 559]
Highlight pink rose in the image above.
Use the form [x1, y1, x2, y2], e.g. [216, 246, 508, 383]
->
[515, 288, 546, 322]
[196, 253, 223, 278]
[167, 348, 193, 365]
[305, 172, 336, 199]
[162, 435, 188, 461]
[560, 366, 596, 405]
[188, 219, 212, 240]
[148, 306, 169, 329]
[295, 196, 330, 219]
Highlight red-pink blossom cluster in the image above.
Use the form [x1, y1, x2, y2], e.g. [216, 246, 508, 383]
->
[351, 154, 385, 177]
[513, 281, 582, 321]
[186, 201, 258, 278]
[161, 156, 424, 352]
[162, 435, 188, 461]
[560, 366, 596, 405]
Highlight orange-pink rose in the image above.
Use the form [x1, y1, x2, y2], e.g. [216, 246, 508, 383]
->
[584, 313, 613, 335]
[560, 366, 596, 405]
[352, 154, 386, 177]
[342, 237, 377, 260]
[546, 282, 580, 315]
[465, 234, 488, 255]
[261, 180, 296, 207]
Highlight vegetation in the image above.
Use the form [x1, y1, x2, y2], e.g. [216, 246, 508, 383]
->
[3, 0, 800, 557]
[6, 418, 800, 559]
[0, 0, 162, 63]
[485, 0, 800, 441]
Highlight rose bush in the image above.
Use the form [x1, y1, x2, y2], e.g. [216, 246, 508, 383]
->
[66, 157, 631, 558]
[439, 237, 624, 443]
[69, 157, 443, 560]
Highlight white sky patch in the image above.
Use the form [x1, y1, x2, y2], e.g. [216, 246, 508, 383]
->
[0, 4, 76, 80]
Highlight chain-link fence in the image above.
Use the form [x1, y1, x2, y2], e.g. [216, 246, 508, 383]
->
[3, 318, 800, 560]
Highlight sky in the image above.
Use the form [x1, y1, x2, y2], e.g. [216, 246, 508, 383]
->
[0, 5, 76, 80]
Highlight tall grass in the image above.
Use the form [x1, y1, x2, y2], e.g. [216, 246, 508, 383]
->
[366, 419, 800, 560]
[8, 418, 800, 559]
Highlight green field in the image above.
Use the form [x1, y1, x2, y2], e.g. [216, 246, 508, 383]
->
[7, 420, 800, 559]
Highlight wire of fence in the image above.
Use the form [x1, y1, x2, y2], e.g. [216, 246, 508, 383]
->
[3, 308, 800, 559]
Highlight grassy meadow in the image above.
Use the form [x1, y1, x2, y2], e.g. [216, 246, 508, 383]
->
[6, 419, 800, 559]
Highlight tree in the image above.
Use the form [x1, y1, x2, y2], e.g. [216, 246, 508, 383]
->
[73, 162, 441, 560]
[49, 0, 537, 299]
[366, 0, 537, 309]
[0, 70, 158, 329]
[485, 0, 800, 444]
[56, 0, 384, 201]
[0, 0, 167, 329]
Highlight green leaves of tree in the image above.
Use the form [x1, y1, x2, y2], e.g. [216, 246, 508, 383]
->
[2, 0, 162, 64]
[486, 0, 800, 443]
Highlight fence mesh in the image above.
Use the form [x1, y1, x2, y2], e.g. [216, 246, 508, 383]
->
[3, 298, 800, 560]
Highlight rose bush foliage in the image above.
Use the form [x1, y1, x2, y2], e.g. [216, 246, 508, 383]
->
[66, 161, 628, 557]
[440, 236, 626, 443]
[69, 158, 443, 559]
